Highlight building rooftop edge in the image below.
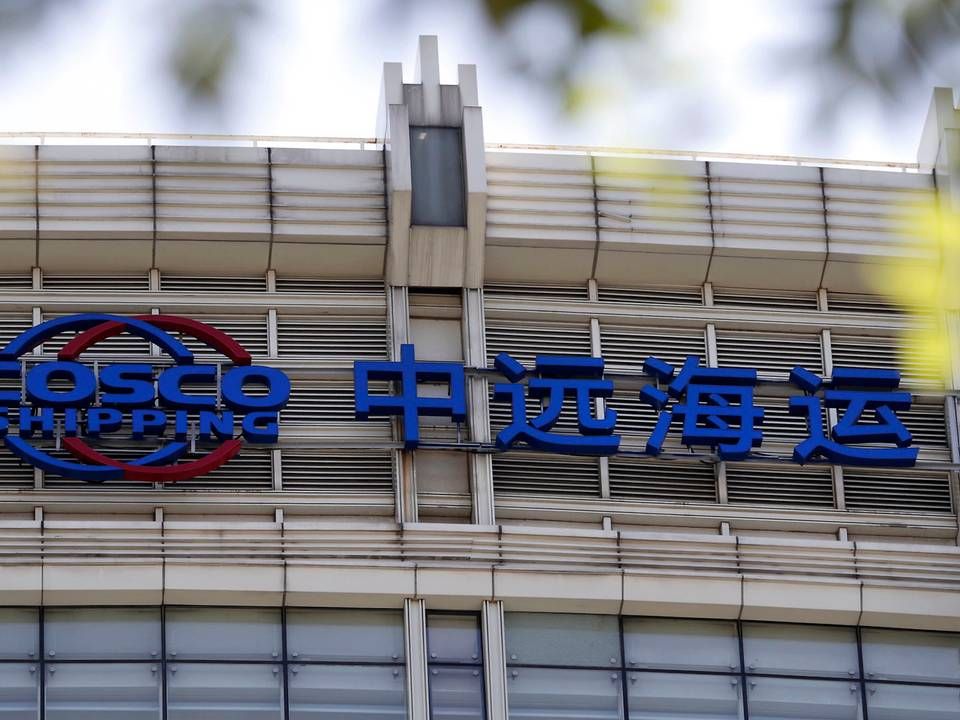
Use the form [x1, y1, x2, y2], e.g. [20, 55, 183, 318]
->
[0, 130, 921, 172]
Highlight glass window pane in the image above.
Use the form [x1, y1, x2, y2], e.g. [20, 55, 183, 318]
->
[743, 623, 859, 678]
[288, 664, 406, 720]
[428, 614, 482, 664]
[623, 618, 739, 672]
[430, 666, 485, 720]
[286, 609, 404, 663]
[0, 664, 38, 720]
[44, 607, 161, 660]
[167, 663, 283, 720]
[45, 662, 161, 720]
[747, 677, 863, 720]
[867, 682, 960, 720]
[505, 613, 621, 668]
[0, 609, 37, 660]
[628, 671, 743, 720]
[409, 126, 465, 227]
[166, 608, 282, 661]
[862, 628, 960, 683]
[507, 667, 623, 719]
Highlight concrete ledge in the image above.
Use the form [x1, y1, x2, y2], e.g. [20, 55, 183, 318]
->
[416, 566, 492, 609]
[623, 572, 741, 619]
[0, 565, 41, 605]
[861, 584, 960, 631]
[164, 562, 283, 606]
[493, 568, 621, 613]
[285, 564, 415, 608]
[43, 562, 162, 605]
[742, 577, 861, 625]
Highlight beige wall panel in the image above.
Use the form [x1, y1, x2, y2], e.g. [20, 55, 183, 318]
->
[285, 564, 415, 608]
[43, 562, 162, 605]
[707, 255, 826, 291]
[485, 245, 593, 283]
[741, 577, 861, 625]
[0, 239, 36, 272]
[416, 567, 492, 609]
[38, 239, 153, 273]
[154, 239, 269, 275]
[622, 573, 741, 619]
[493, 569, 621, 613]
[270, 241, 384, 277]
[408, 226, 467, 287]
[860, 584, 960, 631]
[0, 565, 41, 605]
[594, 248, 711, 286]
[164, 562, 283, 606]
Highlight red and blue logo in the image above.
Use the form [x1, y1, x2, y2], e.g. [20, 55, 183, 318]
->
[0, 314, 290, 483]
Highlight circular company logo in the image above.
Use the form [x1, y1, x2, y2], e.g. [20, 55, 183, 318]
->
[0, 314, 290, 484]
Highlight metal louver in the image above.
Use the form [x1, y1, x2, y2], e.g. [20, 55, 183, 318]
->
[757, 396, 817, 445]
[826, 292, 905, 315]
[485, 321, 591, 366]
[0, 455, 33, 489]
[42, 275, 150, 292]
[274, 277, 384, 294]
[600, 325, 706, 372]
[492, 453, 600, 497]
[0, 275, 32, 290]
[715, 330, 823, 379]
[900, 403, 948, 452]
[168, 449, 273, 490]
[488, 382, 581, 436]
[484, 283, 589, 301]
[160, 275, 267, 293]
[41, 313, 151, 357]
[606, 390, 682, 450]
[0, 314, 32, 347]
[280, 450, 393, 492]
[712, 288, 819, 311]
[178, 315, 269, 358]
[282, 379, 389, 429]
[597, 286, 703, 306]
[842, 469, 953, 514]
[726, 463, 834, 508]
[830, 334, 942, 388]
[42, 445, 165, 490]
[277, 316, 387, 359]
[608, 459, 716, 502]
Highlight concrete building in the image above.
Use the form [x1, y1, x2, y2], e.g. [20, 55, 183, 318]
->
[0, 35, 957, 718]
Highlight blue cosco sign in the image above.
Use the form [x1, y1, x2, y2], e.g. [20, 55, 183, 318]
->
[0, 314, 290, 483]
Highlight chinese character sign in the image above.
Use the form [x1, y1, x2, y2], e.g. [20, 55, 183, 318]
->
[354, 347, 920, 468]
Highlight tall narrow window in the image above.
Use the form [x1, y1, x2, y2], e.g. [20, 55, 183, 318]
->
[409, 126, 466, 226]
[427, 613, 486, 720]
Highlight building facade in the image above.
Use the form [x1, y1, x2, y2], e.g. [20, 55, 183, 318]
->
[0, 36, 958, 718]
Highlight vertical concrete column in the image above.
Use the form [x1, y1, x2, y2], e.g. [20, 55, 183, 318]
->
[404, 598, 431, 720]
[463, 287, 495, 524]
[389, 286, 417, 522]
[481, 600, 510, 720]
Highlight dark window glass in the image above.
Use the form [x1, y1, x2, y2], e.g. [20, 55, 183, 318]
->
[410, 126, 466, 226]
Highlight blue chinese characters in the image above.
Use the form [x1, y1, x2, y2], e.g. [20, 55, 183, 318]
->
[353, 345, 920, 468]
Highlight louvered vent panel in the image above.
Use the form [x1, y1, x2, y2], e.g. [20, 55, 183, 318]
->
[843, 469, 952, 514]
[270, 148, 386, 242]
[0, 315, 33, 348]
[757, 396, 818, 444]
[484, 284, 589, 301]
[281, 450, 393, 492]
[167, 448, 273, 490]
[282, 380, 388, 425]
[0, 275, 33, 290]
[486, 152, 596, 245]
[277, 317, 387, 359]
[42, 446, 165, 490]
[826, 292, 905, 315]
[42, 275, 149, 292]
[830, 335, 942, 388]
[823, 168, 934, 252]
[275, 277, 384, 294]
[160, 275, 267, 293]
[606, 391, 683, 450]
[716, 331, 823, 378]
[710, 163, 825, 248]
[0, 455, 34, 489]
[492, 453, 600, 497]
[37, 146, 153, 237]
[597, 286, 702, 305]
[155, 146, 270, 237]
[178, 315, 269, 358]
[900, 403, 948, 450]
[609, 459, 716, 502]
[712, 288, 819, 311]
[41, 314, 151, 357]
[488, 383, 581, 435]
[594, 157, 711, 245]
[600, 325, 706, 373]
[726, 463, 834, 507]
[485, 322, 591, 366]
